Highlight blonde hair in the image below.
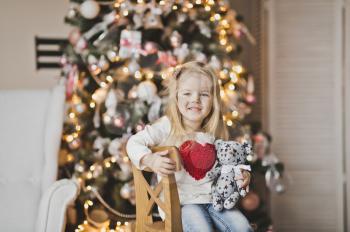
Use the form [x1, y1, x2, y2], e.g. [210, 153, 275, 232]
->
[164, 61, 228, 143]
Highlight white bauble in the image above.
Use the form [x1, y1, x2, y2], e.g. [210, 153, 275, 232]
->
[120, 183, 131, 199]
[80, 0, 100, 19]
[128, 59, 140, 74]
[108, 138, 123, 157]
[137, 81, 157, 104]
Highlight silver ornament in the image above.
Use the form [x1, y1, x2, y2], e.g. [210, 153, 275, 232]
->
[80, 0, 100, 19]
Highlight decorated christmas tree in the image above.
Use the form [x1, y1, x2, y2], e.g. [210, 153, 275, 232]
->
[58, 0, 257, 231]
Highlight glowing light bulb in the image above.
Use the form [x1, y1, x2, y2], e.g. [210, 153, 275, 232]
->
[90, 102, 96, 108]
[86, 172, 93, 179]
[106, 75, 113, 82]
[205, 5, 211, 11]
[123, 67, 129, 74]
[134, 70, 142, 79]
[232, 111, 239, 118]
[228, 83, 235, 91]
[214, 14, 221, 20]
[66, 135, 74, 143]
[100, 82, 107, 88]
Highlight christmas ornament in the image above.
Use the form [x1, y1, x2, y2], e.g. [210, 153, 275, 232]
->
[87, 54, 98, 65]
[75, 162, 85, 173]
[107, 49, 118, 62]
[83, 11, 116, 42]
[119, 30, 142, 59]
[192, 51, 207, 63]
[65, 65, 79, 99]
[157, 51, 177, 67]
[79, 0, 100, 19]
[128, 58, 141, 74]
[174, 43, 189, 63]
[74, 37, 88, 53]
[177, 13, 188, 23]
[105, 88, 118, 117]
[263, 154, 286, 194]
[103, 103, 131, 136]
[127, 85, 138, 99]
[68, 29, 81, 46]
[98, 55, 109, 71]
[147, 96, 162, 122]
[87, 209, 110, 229]
[209, 56, 222, 71]
[241, 192, 260, 211]
[92, 87, 108, 128]
[68, 138, 81, 150]
[246, 75, 256, 103]
[133, 13, 143, 29]
[170, 31, 182, 48]
[136, 80, 157, 104]
[93, 136, 110, 159]
[108, 138, 123, 157]
[143, 2, 163, 29]
[196, 20, 211, 38]
[142, 42, 158, 55]
[120, 182, 132, 199]
[116, 162, 132, 181]
[67, 4, 78, 19]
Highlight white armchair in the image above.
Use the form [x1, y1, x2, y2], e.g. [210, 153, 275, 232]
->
[0, 82, 79, 232]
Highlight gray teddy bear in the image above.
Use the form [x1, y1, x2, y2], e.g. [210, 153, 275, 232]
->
[207, 139, 252, 211]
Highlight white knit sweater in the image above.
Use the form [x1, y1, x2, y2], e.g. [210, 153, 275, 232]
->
[126, 116, 217, 205]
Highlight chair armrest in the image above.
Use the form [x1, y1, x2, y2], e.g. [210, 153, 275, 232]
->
[35, 178, 80, 232]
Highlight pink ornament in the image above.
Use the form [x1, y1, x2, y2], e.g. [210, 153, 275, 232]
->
[68, 29, 81, 46]
[156, 51, 177, 67]
[66, 65, 78, 99]
[141, 42, 158, 55]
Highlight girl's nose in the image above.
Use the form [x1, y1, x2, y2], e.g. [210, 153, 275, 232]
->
[191, 92, 200, 102]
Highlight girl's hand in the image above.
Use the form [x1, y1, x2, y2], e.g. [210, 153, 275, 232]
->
[235, 170, 251, 189]
[141, 150, 176, 177]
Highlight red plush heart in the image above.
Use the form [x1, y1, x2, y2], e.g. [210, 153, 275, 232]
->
[179, 140, 216, 180]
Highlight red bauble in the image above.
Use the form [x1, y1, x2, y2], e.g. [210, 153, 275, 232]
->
[241, 191, 260, 211]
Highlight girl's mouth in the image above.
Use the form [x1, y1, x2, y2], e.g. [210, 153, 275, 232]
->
[188, 106, 201, 112]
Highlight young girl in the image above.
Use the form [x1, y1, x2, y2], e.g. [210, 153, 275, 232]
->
[127, 61, 252, 232]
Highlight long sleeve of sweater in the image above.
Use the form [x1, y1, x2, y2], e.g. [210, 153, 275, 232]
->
[126, 116, 171, 169]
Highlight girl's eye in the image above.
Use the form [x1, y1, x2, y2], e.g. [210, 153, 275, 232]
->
[183, 92, 191, 96]
[200, 93, 209, 97]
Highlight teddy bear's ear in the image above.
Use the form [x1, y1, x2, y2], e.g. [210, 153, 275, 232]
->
[242, 141, 252, 156]
[214, 139, 223, 148]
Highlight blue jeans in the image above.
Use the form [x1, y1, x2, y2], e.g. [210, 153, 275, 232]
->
[181, 204, 252, 232]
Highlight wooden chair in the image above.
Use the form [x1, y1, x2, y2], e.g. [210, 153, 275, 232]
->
[132, 146, 183, 232]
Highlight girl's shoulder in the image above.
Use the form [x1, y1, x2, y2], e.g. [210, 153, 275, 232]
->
[145, 116, 171, 136]
[152, 115, 171, 128]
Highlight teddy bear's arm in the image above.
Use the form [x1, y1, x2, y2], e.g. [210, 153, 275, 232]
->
[206, 165, 221, 180]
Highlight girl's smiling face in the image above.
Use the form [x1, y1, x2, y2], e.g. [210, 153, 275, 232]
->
[177, 71, 213, 131]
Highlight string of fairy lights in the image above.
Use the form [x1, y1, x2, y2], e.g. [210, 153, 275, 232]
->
[60, 0, 256, 231]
